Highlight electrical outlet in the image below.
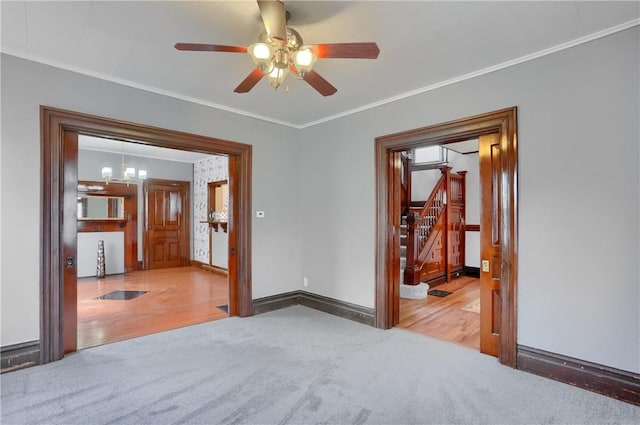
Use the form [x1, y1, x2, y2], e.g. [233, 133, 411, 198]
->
[303, 277, 309, 287]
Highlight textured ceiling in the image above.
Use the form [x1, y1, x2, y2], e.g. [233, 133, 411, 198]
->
[2, 1, 639, 128]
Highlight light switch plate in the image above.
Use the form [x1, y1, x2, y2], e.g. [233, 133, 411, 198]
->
[482, 260, 490, 272]
[256, 211, 265, 218]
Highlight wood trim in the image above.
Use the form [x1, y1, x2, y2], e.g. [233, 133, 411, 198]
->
[252, 291, 301, 315]
[517, 345, 640, 406]
[375, 107, 518, 367]
[297, 291, 375, 326]
[62, 131, 78, 354]
[465, 224, 480, 232]
[252, 291, 375, 326]
[191, 260, 228, 275]
[463, 266, 481, 277]
[40, 106, 252, 364]
[1, 341, 40, 373]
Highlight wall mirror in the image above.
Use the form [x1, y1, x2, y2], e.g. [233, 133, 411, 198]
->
[77, 195, 125, 220]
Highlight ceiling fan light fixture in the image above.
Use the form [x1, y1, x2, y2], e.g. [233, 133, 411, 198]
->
[267, 66, 289, 89]
[248, 42, 274, 72]
[175, 1, 379, 97]
[273, 48, 289, 69]
[293, 47, 317, 77]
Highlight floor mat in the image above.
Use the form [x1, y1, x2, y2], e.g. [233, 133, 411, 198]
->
[96, 290, 148, 300]
[428, 289, 452, 297]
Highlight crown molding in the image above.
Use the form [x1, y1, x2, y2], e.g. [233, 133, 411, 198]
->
[0, 48, 300, 128]
[2, 18, 638, 130]
[299, 19, 640, 129]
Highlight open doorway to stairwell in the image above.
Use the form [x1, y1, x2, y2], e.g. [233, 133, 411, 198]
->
[375, 108, 518, 365]
[397, 141, 482, 350]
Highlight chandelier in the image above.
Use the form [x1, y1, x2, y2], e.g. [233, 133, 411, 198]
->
[101, 143, 147, 186]
[247, 27, 317, 90]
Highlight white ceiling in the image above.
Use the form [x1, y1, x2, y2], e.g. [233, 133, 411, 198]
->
[444, 139, 478, 155]
[2, 1, 639, 128]
[78, 135, 213, 163]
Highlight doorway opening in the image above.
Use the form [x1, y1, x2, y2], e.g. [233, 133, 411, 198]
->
[75, 137, 232, 350]
[40, 106, 252, 364]
[397, 141, 481, 351]
[374, 107, 517, 366]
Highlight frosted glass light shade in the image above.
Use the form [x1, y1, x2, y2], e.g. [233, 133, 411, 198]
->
[267, 66, 289, 89]
[248, 43, 274, 72]
[293, 47, 316, 77]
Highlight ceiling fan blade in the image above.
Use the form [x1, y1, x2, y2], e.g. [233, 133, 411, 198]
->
[303, 70, 337, 97]
[312, 42, 380, 59]
[175, 43, 247, 53]
[234, 68, 264, 93]
[257, 0, 287, 42]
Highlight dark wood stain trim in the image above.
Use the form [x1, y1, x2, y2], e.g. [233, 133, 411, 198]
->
[1, 341, 40, 373]
[375, 107, 518, 367]
[40, 108, 63, 363]
[40, 106, 252, 364]
[465, 224, 480, 232]
[252, 291, 301, 315]
[252, 291, 375, 326]
[62, 131, 79, 354]
[518, 345, 640, 406]
[191, 260, 228, 275]
[463, 266, 481, 278]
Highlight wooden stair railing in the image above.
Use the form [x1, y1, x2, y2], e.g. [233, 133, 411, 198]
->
[404, 167, 467, 286]
[404, 171, 447, 285]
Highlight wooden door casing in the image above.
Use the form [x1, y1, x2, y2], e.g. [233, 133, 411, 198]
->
[375, 107, 518, 367]
[41, 106, 252, 364]
[144, 179, 190, 270]
[479, 133, 502, 357]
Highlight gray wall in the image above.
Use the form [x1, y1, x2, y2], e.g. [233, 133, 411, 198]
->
[1, 26, 638, 375]
[1, 54, 302, 347]
[79, 149, 194, 260]
[298, 28, 639, 373]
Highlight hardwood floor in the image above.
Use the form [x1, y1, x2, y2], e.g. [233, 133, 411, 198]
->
[77, 266, 228, 350]
[398, 276, 480, 350]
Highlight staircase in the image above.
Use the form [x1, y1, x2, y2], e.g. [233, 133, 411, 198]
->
[400, 166, 467, 298]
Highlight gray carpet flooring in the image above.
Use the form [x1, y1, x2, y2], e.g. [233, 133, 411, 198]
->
[1, 305, 639, 424]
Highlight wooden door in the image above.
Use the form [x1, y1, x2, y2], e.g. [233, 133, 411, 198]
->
[144, 179, 190, 270]
[479, 133, 501, 356]
[62, 131, 78, 354]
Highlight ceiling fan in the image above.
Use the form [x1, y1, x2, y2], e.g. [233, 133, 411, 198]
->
[175, 0, 380, 96]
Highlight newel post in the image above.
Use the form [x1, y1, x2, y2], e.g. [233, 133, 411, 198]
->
[404, 212, 420, 285]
